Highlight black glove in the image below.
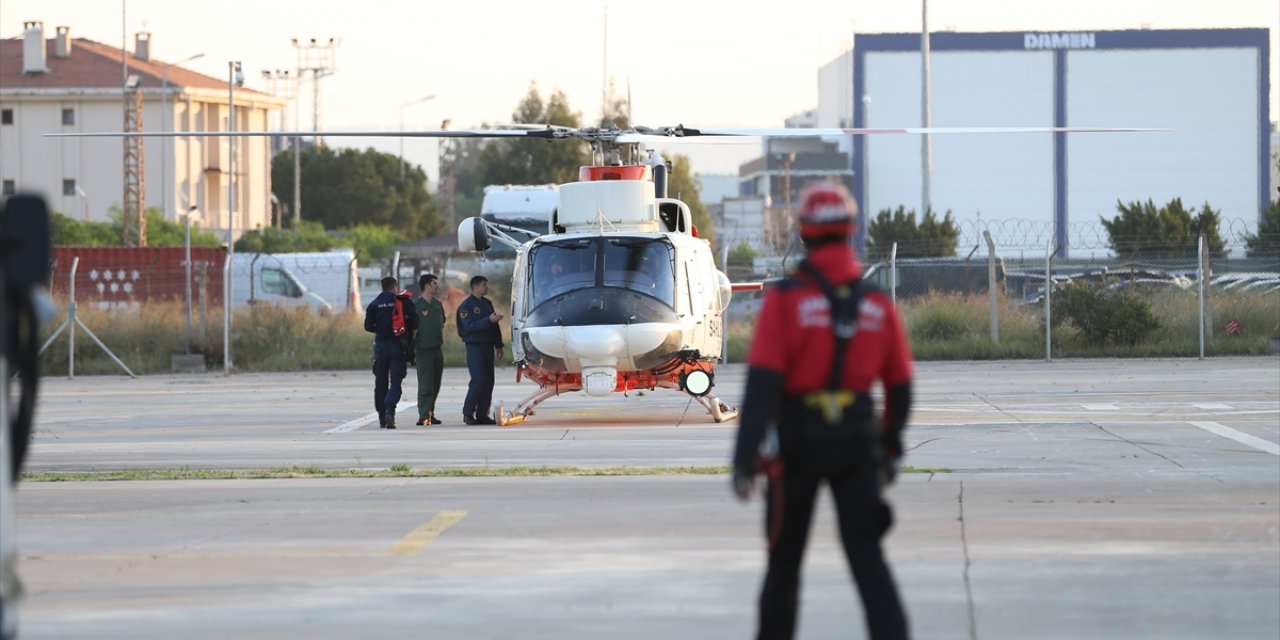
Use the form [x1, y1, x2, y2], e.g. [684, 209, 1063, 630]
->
[731, 464, 755, 501]
[882, 430, 903, 461]
[880, 430, 903, 485]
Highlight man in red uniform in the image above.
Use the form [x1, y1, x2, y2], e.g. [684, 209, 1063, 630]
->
[733, 182, 913, 640]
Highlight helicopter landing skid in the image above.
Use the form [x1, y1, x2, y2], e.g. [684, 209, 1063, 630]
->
[496, 386, 565, 426]
[696, 394, 739, 423]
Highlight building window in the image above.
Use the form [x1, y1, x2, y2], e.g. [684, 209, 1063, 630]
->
[2, 180, 15, 196]
[1, 109, 12, 125]
[62, 108, 75, 125]
[63, 179, 76, 196]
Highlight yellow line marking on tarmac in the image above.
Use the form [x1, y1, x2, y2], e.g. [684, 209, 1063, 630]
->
[386, 510, 469, 556]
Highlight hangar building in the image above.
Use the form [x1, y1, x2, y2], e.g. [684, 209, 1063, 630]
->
[816, 28, 1271, 257]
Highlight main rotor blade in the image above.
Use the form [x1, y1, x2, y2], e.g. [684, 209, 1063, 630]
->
[680, 126, 1174, 136]
[45, 124, 1172, 140]
[44, 128, 547, 139]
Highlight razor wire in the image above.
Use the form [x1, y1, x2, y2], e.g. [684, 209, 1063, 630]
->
[952, 217, 1266, 253]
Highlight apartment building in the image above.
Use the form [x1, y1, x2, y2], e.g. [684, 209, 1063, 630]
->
[0, 22, 285, 241]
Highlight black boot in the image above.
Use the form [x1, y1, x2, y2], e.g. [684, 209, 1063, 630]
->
[379, 414, 387, 429]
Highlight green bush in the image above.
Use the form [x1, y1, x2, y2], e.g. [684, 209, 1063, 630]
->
[52, 208, 223, 247]
[727, 241, 756, 267]
[1053, 280, 1159, 345]
[907, 296, 971, 342]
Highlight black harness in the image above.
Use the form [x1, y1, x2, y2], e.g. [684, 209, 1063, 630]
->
[777, 260, 878, 474]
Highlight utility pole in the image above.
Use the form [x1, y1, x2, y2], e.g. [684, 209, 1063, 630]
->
[122, 72, 146, 246]
[438, 118, 455, 229]
[262, 69, 294, 226]
[225, 61, 243, 374]
[400, 95, 436, 181]
[601, 5, 608, 124]
[921, 0, 933, 216]
[292, 37, 339, 147]
[163, 53, 205, 223]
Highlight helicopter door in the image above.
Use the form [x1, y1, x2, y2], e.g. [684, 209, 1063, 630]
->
[511, 246, 529, 359]
[685, 257, 709, 321]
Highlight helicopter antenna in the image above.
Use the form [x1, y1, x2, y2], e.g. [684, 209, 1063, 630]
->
[593, 209, 621, 234]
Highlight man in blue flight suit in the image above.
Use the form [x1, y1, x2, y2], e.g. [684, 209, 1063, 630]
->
[456, 275, 504, 425]
[364, 276, 418, 429]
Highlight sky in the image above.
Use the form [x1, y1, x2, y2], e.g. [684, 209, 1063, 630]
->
[2, 0, 1277, 183]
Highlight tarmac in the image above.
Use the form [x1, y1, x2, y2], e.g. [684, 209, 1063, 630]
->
[8, 357, 1280, 639]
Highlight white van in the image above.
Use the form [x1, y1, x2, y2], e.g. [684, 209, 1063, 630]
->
[232, 249, 359, 313]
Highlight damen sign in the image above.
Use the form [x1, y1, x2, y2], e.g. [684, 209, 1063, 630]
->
[1024, 32, 1097, 49]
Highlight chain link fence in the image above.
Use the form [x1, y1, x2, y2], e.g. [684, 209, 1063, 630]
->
[725, 218, 1280, 361]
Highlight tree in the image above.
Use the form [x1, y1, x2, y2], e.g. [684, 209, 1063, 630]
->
[866, 206, 960, 260]
[666, 153, 715, 246]
[271, 145, 439, 238]
[476, 84, 591, 187]
[1244, 199, 1280, 258]
[234, 220, 335, 254]
[50, 208, 221, 247]
[443, 135, 490, 224]
[332, 224, 406, 263]
[727, 241, 757, 267]
[1100, 198, 1225, 259]
[138, 209, 224, 247]
[50, 212, 117, 246]
[232, 221, 404, 263]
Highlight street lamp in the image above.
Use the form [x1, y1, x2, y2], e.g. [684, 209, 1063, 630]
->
[399, 95, 436, 181]
[225, 61, 244, 373]
[161, 52, 205, 221]
[860, 94, 872, 255]
[74, 185, 89, 221]
[180, 205, 202, 355]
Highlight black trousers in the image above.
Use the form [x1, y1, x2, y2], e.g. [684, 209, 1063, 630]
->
[462, 343, 495, 420]
[758, 463, 908, 640]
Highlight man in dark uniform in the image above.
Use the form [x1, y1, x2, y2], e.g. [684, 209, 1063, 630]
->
[364, 276, 418, 429]
[414, 273, 446, 426]
[456, 275, 503, 425]
[732, 183, 914, 640]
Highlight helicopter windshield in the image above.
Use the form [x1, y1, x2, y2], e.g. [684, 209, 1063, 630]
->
[602, 238, 675, 303]
[528, 237, 676, 310]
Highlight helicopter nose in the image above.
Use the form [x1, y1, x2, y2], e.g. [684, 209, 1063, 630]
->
[565, 326, 627, 364]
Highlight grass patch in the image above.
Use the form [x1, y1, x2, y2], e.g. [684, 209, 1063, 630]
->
[39, 277, 1274, 374]
[38, 299, 484, 374]
[900, 466, 951, 474]
[22, 464, 947, 482]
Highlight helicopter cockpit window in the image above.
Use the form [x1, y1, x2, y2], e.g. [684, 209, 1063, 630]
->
[602, 238, 675, 306]
[529, 240, 596, 307]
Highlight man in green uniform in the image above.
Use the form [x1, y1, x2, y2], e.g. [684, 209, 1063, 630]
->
[413, 273, 446, 426]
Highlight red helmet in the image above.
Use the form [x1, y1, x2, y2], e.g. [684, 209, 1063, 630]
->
[796, 182, 857, 240]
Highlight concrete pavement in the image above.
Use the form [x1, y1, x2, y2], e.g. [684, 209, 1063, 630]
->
[9, 357, 1280, 639]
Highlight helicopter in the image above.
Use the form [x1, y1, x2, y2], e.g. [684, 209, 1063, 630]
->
[454, 127, 756, 425]
[48, 123, 1164, 425]
[439, 123, 1164, 426]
